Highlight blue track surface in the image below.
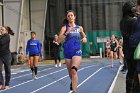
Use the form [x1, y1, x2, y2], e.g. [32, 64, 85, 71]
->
[0, 59, 120, 93]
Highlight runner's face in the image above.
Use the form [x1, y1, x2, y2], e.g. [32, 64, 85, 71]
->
[31, 33, 36, 39]
[67, 12, 76, 23]
[1, 27, 8, 35]
[111, 35, 115, 40]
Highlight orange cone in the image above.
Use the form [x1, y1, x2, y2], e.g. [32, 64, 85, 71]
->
[28, 60, 30, 65]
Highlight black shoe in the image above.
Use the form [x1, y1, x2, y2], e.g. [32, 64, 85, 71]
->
[121, 68, 126, 72]
[70, 82, 72, 90]
[120, 69, 124, 72]
[122, 70, 127, 74]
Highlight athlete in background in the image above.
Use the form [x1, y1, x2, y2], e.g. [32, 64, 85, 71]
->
[110, 35, 119, 67]
[52, 34, 62, 67]
[26, 32, 42, 80]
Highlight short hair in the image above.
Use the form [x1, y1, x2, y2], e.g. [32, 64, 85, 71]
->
[31, 31, 36, 35]
[137, 0, 140, 5]
[19, 46, 22, 48]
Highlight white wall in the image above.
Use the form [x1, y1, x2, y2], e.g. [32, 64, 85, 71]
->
[0, 4, 2, 26]
[29, 0, 48, 58]
[3, 0, 23, 52]
[30, 0, 48, 42]
[17, 0, 48, 56]
[18, 0, 30, 55]
[3, 0, 48, 55]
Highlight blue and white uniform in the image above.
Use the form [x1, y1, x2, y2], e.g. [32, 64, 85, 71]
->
[26, 39, 42, 57]
[63, 24, 82, 59]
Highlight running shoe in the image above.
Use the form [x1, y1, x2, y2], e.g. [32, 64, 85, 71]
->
[121, 70, 127, 74]
[34, 75, 38, 80]
[59, 63, 61, 67]
[32, 71, 35, 79]
[111, 64, 114, 68]
[55, 64, 58, 68]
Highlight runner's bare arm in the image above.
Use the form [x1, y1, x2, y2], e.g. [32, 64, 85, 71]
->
[115, 39, 119, 51]
[57, 26, 66, 44]
[79, 26, 87, 43]
[57, 25, 74, 44]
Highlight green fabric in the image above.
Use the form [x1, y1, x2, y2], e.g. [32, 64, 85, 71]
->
[81, 31, 121, 57]
[60, 31, 122, 58]
[134, 42, 140, 60]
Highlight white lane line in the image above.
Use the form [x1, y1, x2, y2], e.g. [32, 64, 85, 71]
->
[11, 67, 53, 80]
[68, 65, 110, 93]
[0, 63, 98, 93]
[11, 63, 96, 80]
[11, 69, 30, 74]
[31, 75, 69, 93]
[108, 65, 123, 93]
[10, 65, 51, 75]
[0, 68, 67, 92]
[5, 63, 92, 75]
[2, 65, 52, 76]
[77, 65, 110, 88]
[30, 64, 98, 93]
